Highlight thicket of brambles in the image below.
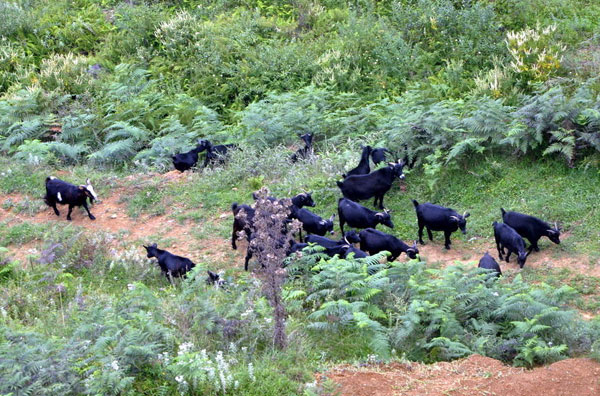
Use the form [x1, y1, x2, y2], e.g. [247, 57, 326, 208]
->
[1, 0, 600, 394]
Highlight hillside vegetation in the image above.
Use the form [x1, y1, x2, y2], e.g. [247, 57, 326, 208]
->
[1, 0, 600, 395]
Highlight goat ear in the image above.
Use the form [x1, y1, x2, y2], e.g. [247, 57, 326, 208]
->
[463, 212, 470, 218]
[151, 243, 157, 248]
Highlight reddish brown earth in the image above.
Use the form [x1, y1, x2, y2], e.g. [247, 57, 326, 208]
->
[323, 354, 600, 396]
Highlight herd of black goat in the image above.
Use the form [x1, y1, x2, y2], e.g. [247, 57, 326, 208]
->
[41, 134, 562, 283]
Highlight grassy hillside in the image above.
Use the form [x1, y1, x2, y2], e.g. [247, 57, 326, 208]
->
[1, 0, 600, 394]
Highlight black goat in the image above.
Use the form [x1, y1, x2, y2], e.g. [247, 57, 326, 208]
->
[492, 221, 530, 268]
[206, 270, 227, 287]
[44, 176, 98, 221]
[338, 198, 393, 234]
[231, 192, 315, 249]
[478, 252, 502, 277]
[337, 160, 406, 209]
[501, 208, 560, 253]
[343, 145, 372, 178]
[341, 245, 368, 259]
[412, 199, 470, 250]
[201, 140, 237, 168]
[143, 243, 196, 279]
[291, 133, 314, 162]
[359, 228, 419, 261]
[305, 230, 361, 250]
[172, 140, 210, 172]
[292, 208, 335, 241]
[370, 147, 390, 166]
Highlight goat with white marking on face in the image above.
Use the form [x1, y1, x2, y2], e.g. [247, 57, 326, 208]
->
[143, 243, 196, 280]
[44, 176, 98, 221]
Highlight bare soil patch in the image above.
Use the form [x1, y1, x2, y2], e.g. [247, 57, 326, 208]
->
[324, 354, 600, 396]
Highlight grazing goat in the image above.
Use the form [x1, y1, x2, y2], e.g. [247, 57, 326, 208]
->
[359, 228, 419, 261]
[292, 208, 335, 241]
[370, 147, 390, 166]
[206, 270, 227, 287]
[201, 140, 237, 168]
[291, 133, 314, 162]
[44, 176, 98, 221]
[412, 199, 470, 250]
[143, 243, 196, 279]
[337, 160, 406, 209]
[492, 221, 530, 268]
[501, 208, 560, 252]
[231, 192, 315, 249]
[305, 230, 361, 250]
[172, 140, 210, 172]
[338, 198, 393, 234]
[478, 252, 502, 277]
[343, 145, 372, 178]
[341, 245, 368, 259]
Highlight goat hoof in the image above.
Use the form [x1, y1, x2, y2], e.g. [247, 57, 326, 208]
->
[66, 217, 72, 221]
[89, 215, 96, 220]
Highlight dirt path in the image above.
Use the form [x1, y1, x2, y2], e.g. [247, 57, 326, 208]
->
[323, 354, 600, 396]
[1, 171, 598, 276]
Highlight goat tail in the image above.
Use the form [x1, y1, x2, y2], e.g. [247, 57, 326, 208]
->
[500, 208, 506, 216]
[412, 199, 419, 208]
[336, 180, 343, 188]
[231, 202, 238, 212]
[341, 173, 347, 179]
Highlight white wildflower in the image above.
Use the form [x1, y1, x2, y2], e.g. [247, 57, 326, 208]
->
[111, 360, 119, 371]
[247, 362, 256, 382]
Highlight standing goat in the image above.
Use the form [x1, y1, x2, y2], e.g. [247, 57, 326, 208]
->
[44, 176, 98, 221]
[412, 199, 470, 250]
[290, 133, 314, 162]
[143, 243, 196, 279]
[501, 208, 561, 253]
[492, 221, 530, 268]
[343, 145, 372, 178]
[172, 140, 210, 172]
[337, 160, 406, 209]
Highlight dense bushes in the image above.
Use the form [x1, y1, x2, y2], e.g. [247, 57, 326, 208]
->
[289, 253, 600, 367]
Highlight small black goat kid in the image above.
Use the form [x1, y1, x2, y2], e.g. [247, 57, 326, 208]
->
[292, 208, 335, 241]
[478, 252, 502, 277]
[202, 140, 237, 168]
[412, 199, 470, 250]
[172, 140, 210, 172]
[501, 208, 560, 253]
[492, 221, 530, 268]
[143, 243, 196, 279]
[290, 133, 314, 162]
[370, 147, 390, 166]
[44, 176, 98, 221]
